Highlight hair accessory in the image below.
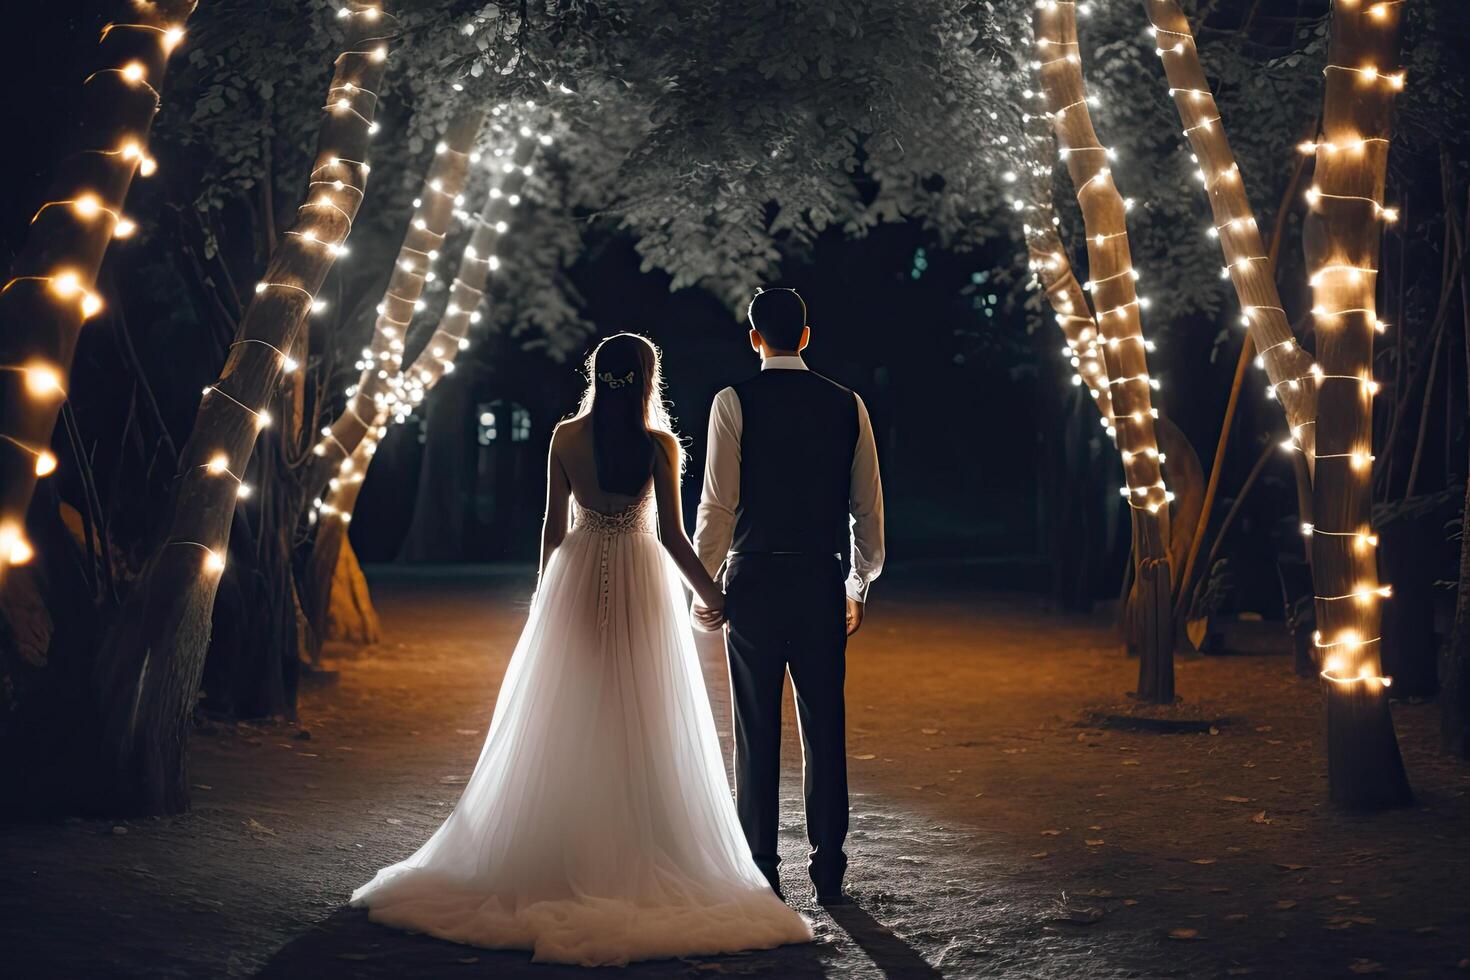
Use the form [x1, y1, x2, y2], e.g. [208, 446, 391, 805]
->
[598, 370, 636, 389]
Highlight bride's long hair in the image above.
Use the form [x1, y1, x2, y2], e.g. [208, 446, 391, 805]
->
[576, 333, 681, 495]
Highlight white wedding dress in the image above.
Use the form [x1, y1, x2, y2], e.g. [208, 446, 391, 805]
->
[351, 487, 812, 966]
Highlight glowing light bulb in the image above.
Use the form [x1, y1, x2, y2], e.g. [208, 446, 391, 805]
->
[204, 550, 226, 573]
[120, 61, 146, 83]
[24, 364, 63, 397]
[34, 450, 58, 477]
[207, 454, 229, 473]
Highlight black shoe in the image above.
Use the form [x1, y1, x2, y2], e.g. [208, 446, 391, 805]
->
[812, 887, 852, 907]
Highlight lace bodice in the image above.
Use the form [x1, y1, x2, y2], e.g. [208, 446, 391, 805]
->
[572, 490, 656, 537]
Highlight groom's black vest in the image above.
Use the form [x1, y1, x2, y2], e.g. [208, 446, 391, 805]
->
[731, 369, 859, 557]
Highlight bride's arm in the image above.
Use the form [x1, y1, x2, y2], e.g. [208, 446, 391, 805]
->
[539, 427, 571, 581]
[650, 431, 725, 612]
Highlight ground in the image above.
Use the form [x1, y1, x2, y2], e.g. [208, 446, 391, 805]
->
[3, 564, 1469, 979]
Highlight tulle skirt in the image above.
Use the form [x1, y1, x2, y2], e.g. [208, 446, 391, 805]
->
[350, 523, 813, 965]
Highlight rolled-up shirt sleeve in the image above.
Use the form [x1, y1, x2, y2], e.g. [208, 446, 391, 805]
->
[847, 392, 885, 602]
[693, 387, 742, 581]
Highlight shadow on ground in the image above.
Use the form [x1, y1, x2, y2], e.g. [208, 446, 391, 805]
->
[256, 901, 943, 979]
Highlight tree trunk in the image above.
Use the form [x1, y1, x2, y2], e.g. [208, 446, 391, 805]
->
[0, 1, 196, 585]
[1304, 0, 1411, 808]
[325, 535, 381, 645]
[1443, 190, 1470, 757]
[397, 369, 475, 562]
[92, 6, 393, 816]
[1143, 0, 1317, 437]
[1034, 2, 1174, 701]
[299, 107, 488, 505]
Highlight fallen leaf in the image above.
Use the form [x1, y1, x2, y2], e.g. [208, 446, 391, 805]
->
[1123, 898, 1139, 906]
[244, 818, 276, 836]
[1041, 829, 1062, 837]
[1225, 913, 1249, 922]
[1031, 851, 1050, 859]
[1167, 928, 1202, 941]
[1086, 839, 1106, 846]
[1347, 960, 1384, 974]
[1122, 760, 1141, 766]
[1222, 795, 1252, 804]
[1191, 858, 1218, 866]
[1252, 811, 1273, 825]
[1274, 900, 1298, 910]
[1274, 863, 1308, 871]
[921, 728, 940, 735]
[854, 754, 877, 760]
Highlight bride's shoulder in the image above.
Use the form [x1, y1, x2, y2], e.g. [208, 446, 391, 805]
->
[552, 414, 589, 439]
[648, 428, 679, 459]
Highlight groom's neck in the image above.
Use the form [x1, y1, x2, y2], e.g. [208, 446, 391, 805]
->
[760, 349, 802, 360]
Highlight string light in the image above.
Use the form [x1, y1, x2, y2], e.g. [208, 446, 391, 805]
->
[1032, 1, 1170, 519]
[0, 2, 197, 583]
[307, 121, 549, 527]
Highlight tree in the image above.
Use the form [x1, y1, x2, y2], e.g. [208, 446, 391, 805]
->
[1302, 0, 1412, 808]
[1137, 0, 1411, 807]
[302, 132, 541, 655]
[0, 0, 196, 584]
[94, 2, 395, 815]
[1033, 0, 1176, 702]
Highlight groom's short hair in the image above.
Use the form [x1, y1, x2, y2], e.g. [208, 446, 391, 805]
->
[747, 287, 807, 350]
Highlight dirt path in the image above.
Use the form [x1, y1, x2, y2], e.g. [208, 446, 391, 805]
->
[3, 565, 1468, 978]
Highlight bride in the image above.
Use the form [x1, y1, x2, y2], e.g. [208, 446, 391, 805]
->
[351, 333, 813, 966]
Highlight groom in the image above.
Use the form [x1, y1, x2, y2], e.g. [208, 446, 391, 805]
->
[692, 286, 885, 906]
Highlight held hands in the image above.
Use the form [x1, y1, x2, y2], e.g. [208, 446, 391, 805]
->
[691, 591, 727, 632]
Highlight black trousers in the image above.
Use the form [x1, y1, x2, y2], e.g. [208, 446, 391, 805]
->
[724, 553, 848, 893]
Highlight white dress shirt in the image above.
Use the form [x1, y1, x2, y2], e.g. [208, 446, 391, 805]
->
[693, 355, 885, 602]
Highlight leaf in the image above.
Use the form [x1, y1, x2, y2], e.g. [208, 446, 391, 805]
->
[854, 753, 876, 760]
[1347, 961, 1385, 974]
[1274, 900, 1298, 910]
[1085, 839, 1105, 846]
[244, 818, 276, 836]
[920, 728, 940, 735]
[1191, 858, 1217, 865]
[1221, 795, 1252, 804]
[1041, 829, 1062, 837]
[1252, 811, 1272, 825]
[1275, 863, 1308, 871]
[1167, 928, 1202, 941]
[1031, 851, 1050, 859]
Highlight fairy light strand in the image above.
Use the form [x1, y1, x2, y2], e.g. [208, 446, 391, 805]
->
[0, 1, 195, 573]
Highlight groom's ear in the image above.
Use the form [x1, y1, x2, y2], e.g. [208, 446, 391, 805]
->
[797, 325, 811, 352]
[749, 328, 763, 354]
